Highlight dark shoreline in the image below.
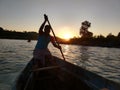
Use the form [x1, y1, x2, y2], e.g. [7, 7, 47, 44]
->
[0, 38, 120, 49]
[0, 27, 120, 49]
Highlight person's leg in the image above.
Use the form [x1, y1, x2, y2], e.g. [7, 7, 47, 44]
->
[33, 49, 45, 66]
[44, 49, 54, 65]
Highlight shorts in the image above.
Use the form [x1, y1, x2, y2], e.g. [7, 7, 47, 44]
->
[33, 49, 52, 65]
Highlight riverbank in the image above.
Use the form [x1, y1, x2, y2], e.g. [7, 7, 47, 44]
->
[59, 36, 120, 48]
[0, 27, 120, 48]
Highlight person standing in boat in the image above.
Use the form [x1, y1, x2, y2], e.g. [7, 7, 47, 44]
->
[33, 14, 61, 67]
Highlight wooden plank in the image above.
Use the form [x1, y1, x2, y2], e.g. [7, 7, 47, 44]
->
[32, 66, 60, 72]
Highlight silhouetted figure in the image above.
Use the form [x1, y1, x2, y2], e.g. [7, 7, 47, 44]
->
[80, 21, 93, 38]
[27, 39, 31, 42]
[33, 15, 61, 68]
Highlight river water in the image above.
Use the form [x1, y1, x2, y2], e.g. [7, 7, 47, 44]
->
[0, 39, 120, 90]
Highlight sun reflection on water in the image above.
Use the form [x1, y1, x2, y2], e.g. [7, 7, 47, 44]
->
[63, 45, 70, 56]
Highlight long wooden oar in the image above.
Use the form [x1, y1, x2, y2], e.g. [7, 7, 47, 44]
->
[45, 14, 66, 61]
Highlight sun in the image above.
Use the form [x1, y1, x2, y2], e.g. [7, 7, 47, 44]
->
[63, 33, 72, 40]
[57, 26, 75, 40]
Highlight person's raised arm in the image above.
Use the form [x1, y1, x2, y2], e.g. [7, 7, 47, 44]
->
[39, 14, 48, 34]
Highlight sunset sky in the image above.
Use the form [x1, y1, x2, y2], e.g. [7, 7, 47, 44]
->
[0, 0, 120, 38]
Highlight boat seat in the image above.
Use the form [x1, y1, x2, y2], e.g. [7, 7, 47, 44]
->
[32, 66, 60, 72]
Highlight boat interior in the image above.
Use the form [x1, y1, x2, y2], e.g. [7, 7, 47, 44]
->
[16, 58, 91, 90]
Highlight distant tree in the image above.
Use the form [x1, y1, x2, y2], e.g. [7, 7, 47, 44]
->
[80, 21, 93, 38]
[106, 33, 115, 39]
[117, 32, 120, 37]
[97, 35, 105, 39]
[0, 27, 4, 38]
[0, 27, 4, 31]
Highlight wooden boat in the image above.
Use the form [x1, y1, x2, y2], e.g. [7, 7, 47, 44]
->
[12, 56, 120, 90]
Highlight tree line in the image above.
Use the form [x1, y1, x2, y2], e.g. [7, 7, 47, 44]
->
[0, 27, 38, 40]
[67, 20, 120, 48]
[61, 33, 120, 48]
[0, 27, 120, 48]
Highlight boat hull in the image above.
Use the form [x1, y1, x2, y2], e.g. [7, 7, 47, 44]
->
[13, 56, 120, 90]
